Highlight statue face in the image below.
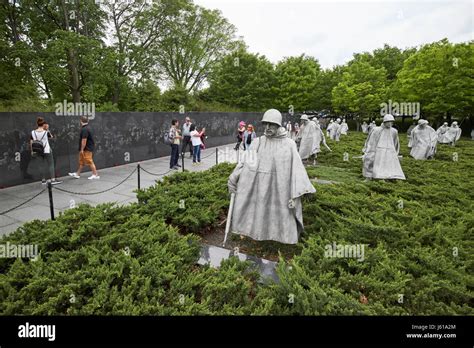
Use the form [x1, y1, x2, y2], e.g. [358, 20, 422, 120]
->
[384, 121, 393, 128]
[263, 122, 279, 137]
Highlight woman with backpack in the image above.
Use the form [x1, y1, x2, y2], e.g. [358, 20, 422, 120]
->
[30, 117, 61, 185]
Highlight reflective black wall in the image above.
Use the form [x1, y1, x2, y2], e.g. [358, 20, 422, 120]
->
[0, 112, 293, 188]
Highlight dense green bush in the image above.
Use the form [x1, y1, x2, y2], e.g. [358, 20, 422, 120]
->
[0, 203, 258, 315]
[1, 133, 472, 315]
[136, 163, 234, 233]
[253, 133, 473, 315]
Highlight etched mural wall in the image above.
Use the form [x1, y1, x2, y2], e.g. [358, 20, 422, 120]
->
[0, 112, 292, 188]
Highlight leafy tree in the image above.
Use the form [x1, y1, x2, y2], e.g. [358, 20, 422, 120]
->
[104, 0, 187, 106]
[126, 80, 163, 112]
[0, 0, 40, 106]
[332, 61, 388, 118]
[154, 4, 238, 93]
[393, 39, 474, 122]
[350, 44, 416, 81]
[274, 54, 321, 112]
[312, 66, 345, 113]
[161, 86, 190, 111]
[207, 48, 276, 111]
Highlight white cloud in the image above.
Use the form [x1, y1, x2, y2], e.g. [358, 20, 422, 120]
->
[195, 0, 473, 68]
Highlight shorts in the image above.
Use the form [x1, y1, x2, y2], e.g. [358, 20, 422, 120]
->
[79, 151, 95, 166]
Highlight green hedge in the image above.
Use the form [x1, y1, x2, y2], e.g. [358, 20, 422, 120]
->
[0, 203, 259, 315]
[1, 133, 472, 315]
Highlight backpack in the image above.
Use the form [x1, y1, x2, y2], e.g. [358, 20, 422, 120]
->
[164, 129, 173, 145]
[32, 131, 47, 155]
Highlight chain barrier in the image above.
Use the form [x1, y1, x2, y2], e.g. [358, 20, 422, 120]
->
[200, 151, 216, 160]
[1, 146, 223, 216]
[139, 166, 174, 177]
[0, 188, 47, 215]
[53, 167, 137, 196]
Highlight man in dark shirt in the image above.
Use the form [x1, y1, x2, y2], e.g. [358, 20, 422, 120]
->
[68, 116, 100, 180]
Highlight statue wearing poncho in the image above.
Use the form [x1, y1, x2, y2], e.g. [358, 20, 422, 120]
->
[362, 114, 405, 180]
[437, 123, 450, 144]
[227, 109, 316, 245]
[297, 114, 318, 160]
[445, 121, 462, 146]
[410, 119, 437, 160]
[330, 119, 342, 141]
[340, 120, 349, 135]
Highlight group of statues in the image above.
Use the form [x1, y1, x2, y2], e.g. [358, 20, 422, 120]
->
[363, 118, 462, 180]
[296, 114, 332, 163]
[226, 109, 464, 246]
[326, 118, 349, 141]
[435, 121, 462, 146]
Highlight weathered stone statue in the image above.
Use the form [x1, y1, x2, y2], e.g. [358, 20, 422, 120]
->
[368, 121, 376, 133]
[227, 109, 316, 244]
[410, 119, 437, 160]
[340, 119, 349, 135]
[326, 120, 334, 137]
[331, 118, 342, 141]
[362, 114, 405, 180]
[407, 121, 417, 148]
[361, 121, 368, 134]
[311, 116, 331, 160]
[297, 114, 318, 161]
[436, 122, 450, 144]
[445, 121, 462, 146]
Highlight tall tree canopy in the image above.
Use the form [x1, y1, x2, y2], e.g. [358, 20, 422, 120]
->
[206, 48, 275, 111]
[393, 39, 474, 121]
[274, 54, 321, 112]
[154, 4, 238, 93]
[332, 61, 388, 118]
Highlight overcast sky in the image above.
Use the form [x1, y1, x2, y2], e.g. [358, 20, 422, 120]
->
[194, 0, 473, 69]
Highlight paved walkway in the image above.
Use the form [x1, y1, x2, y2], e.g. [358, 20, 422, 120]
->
[0, 143, 239, 237]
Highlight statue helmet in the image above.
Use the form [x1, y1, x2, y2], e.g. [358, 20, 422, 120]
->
[418, 119, 429, 125]
[300, 114, 309, 121]
[261, 109, 282, 127]
[383, 114, 395, 123]
[443, 122, 448, 126]
[452, 121, 458, 126]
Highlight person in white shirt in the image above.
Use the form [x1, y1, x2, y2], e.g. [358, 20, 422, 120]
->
[30, 117, 61, 185]
[190, 124, 205, 165]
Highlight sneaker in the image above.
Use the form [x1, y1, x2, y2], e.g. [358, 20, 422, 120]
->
[192, 162, 197, 166]
[172, 166, 179, 170]
[68, 172, 80, 179]
[198, 162, 202, 165]
[50, 180, 62, 185]
[88, 174, 100, 180]
[176, 164, 181, 167]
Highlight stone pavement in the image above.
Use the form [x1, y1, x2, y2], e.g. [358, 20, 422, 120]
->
[0, 143, 240, 237]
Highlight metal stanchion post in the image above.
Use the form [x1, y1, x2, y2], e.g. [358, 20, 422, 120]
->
[47, 181, 55, 220]
[182, 155, 185, 172]
[137, 163, 141, 190]
[216, 147, 218, 165]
